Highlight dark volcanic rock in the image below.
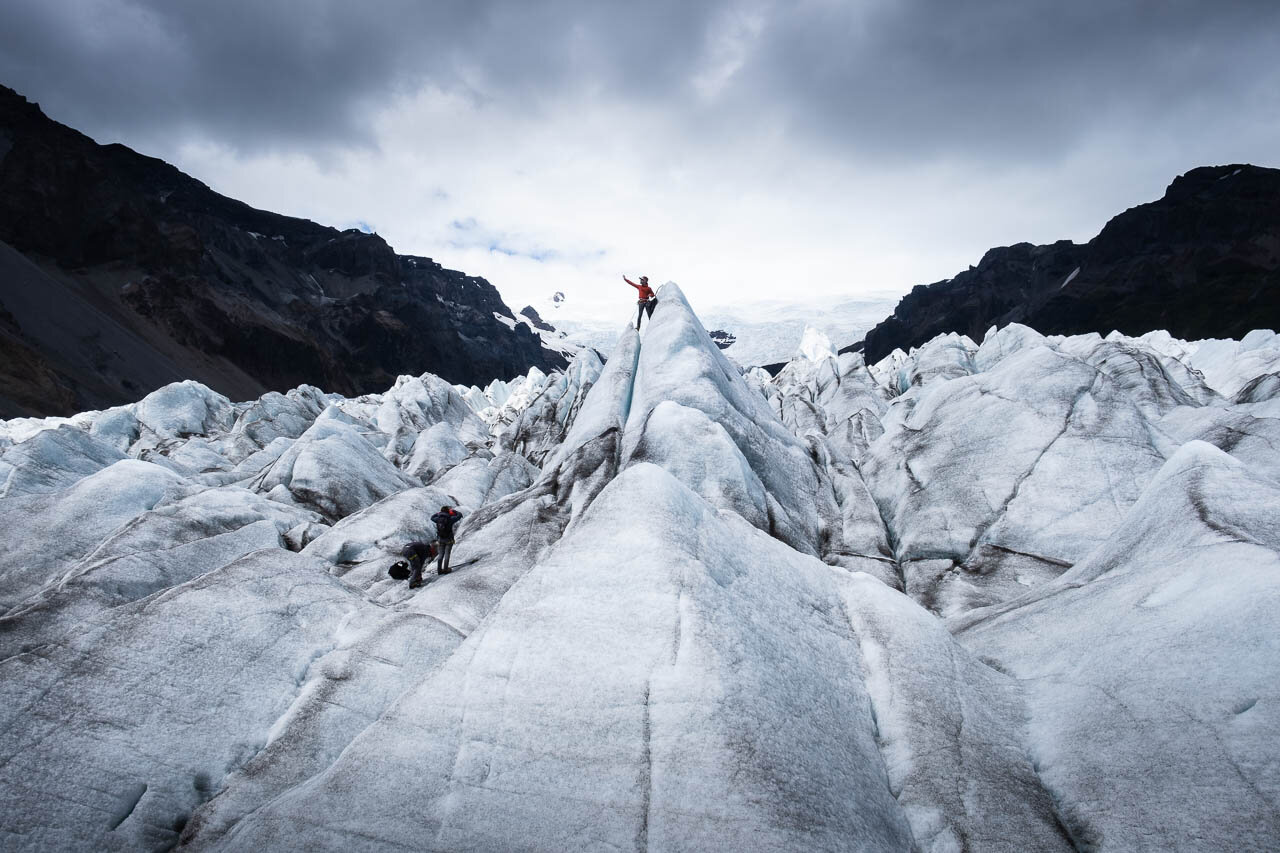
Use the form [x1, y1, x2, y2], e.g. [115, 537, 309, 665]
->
[857, 165, 1280, 363]
[708, 329, 736, 349]
[0, 85, 565, 417]
[519, 305, 556, 332]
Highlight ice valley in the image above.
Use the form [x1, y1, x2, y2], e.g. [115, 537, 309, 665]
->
[1, 284, 1277, 851]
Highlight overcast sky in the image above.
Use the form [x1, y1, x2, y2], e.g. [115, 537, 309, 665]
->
[3, 0, 1278, 319]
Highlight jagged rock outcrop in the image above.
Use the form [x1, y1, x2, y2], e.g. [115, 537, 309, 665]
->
[518, 305, 556, 332]
[0, 85, 565, 418]
[707, 328, 736, 349]
[859, 164, 1280, 363]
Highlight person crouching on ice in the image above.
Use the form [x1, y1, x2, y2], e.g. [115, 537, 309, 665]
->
[401, 540, 437, 589]
[431, 505, 463, 574]
[624, 275, 656, 330]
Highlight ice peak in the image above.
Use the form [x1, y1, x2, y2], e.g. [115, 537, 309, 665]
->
[797, 325, 836, 362]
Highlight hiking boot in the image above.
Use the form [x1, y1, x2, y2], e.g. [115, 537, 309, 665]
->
[438, 567, 452, 575]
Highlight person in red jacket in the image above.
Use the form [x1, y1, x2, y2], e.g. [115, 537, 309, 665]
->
[624, 275, 656, 330]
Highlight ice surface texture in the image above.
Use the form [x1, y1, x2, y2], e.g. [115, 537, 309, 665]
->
[0, 286, 1277, 851]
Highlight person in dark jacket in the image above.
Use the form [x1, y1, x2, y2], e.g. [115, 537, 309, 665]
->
[624, 275, 656, 330]
[400, 540, 437, 588]
[431, 505, 463, 574]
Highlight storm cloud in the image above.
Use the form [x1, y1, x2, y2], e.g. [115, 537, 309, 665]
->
[1, 0, 1278, 313]
[0, 0, 715, 153]
[4, 0, 1277, 159]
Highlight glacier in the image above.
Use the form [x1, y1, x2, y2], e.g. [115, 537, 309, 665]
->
[1, 283, 1277, 851]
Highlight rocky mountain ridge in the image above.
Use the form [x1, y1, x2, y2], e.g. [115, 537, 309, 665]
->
[0, 84, 565, 418]
[858, 163, 1280, 362]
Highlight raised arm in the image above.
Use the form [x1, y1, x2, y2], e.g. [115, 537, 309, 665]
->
[623, 275, 641, 290]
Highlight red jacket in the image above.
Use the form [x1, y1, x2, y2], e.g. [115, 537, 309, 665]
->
[624, 277, 655, 301]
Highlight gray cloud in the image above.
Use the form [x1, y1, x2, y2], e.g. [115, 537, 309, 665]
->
[729, 0, 1280, 161]
[1, 0, 1277, 278]
[4, 0, 1277, 166]
[1, 0, 478, 152]
[0, 0, 714, 154]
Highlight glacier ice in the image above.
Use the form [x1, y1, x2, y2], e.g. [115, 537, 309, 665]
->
[953, 441, 1280, 849]
[0, 424, 126, 498]
[797, 324, 837, 362]
[1, 295, 1278, 851]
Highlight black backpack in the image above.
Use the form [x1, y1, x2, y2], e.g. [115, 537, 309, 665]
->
[388, 560, 410, 580]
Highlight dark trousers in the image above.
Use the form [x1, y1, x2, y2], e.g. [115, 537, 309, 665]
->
[408, 557, 424, 585]
[636, 299, 656, 330]
[437, 541, 454, 571]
